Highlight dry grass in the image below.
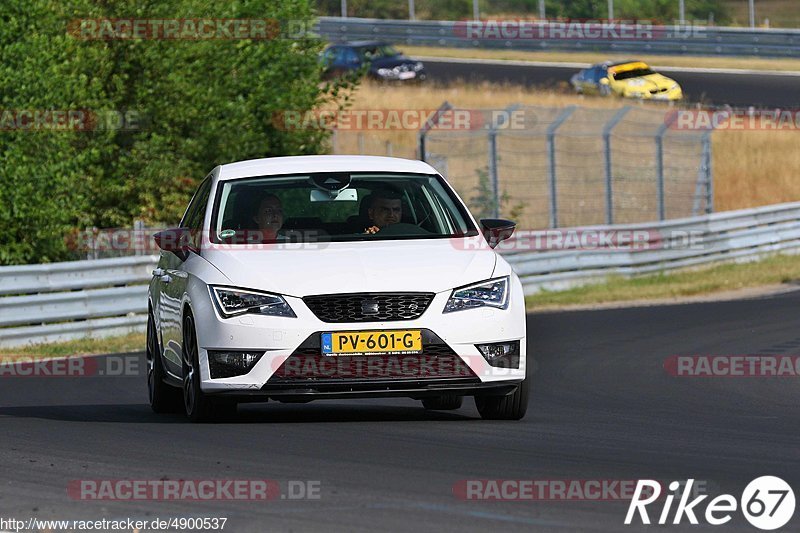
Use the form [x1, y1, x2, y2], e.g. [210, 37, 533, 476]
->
[333, 81, 800, 217]
[713, 129, 800, 210]
[0, 332, 144, 360]
[401, 45, 800, 72]
[526, 253, 800, 308]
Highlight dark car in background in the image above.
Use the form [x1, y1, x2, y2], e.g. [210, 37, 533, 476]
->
[321, 41, 426, 82]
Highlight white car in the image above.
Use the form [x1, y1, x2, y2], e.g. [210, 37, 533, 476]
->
[147, 155, 528, 422]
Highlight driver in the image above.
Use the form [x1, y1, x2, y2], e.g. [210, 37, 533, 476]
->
[364, 189, 402, 234]
[252, 193, 284, 241]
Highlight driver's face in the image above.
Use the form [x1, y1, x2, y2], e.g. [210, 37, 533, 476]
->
[368, 198, 402, 228]
[253, 197, 283, 233]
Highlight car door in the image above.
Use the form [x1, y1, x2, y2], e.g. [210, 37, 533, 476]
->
[580, 66, 600, 94]
[158, 176, 212, 376]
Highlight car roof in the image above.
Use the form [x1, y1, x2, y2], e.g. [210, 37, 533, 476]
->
[217, 155, 437, 181]
[590, 59, 642, 69]
[331, 41, 391, 49]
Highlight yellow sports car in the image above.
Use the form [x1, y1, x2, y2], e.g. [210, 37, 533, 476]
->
[570, 60, 683, 101]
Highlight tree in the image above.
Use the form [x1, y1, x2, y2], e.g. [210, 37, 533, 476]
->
[0, 0, 351, 265]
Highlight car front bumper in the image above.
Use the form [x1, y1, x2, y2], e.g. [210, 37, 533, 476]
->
[191, 280, 527, 397]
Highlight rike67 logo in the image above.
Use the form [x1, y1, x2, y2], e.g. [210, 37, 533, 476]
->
[625, 477, 795, 530]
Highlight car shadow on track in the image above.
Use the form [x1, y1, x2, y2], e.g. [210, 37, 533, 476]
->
[0, 402, 485, 424]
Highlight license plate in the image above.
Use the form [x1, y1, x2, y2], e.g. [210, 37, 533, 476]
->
[321, 330, 423, 356]
[398, 71, 416, 80]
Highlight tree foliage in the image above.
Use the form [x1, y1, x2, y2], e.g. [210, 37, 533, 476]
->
[1, 0, 345, 265]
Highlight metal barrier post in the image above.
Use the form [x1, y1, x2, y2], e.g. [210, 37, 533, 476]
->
[655, 111, 679, 221]
[546, 106, 577, 228]
[703, 131, 713, 213]
[488, 128, 499, 218]
[692, 129, 714, 215]
[602, 106, 632, 225]
[488, 104, 521, 219]
[418, 101, 453, 162]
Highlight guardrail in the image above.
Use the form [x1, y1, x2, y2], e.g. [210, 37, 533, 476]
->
[0, 255, 158, 348]
[318, 17, 800, 58]
[2, 201, 800, 347]
[504, 201, 800, 293]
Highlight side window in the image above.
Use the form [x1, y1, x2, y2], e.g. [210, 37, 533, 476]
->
[180, 178, 211, 228]
[180, 178, 212, 248]
[322, 47, 337, 66]
[343, 47, 359, 65]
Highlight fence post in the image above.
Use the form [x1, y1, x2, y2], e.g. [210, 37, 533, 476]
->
[486, 104, 521, 219]
[655, 111, 679, 221]
[703, 130, 713, 213]
[133, 219, 144, 256]
[418, 101, 453, 162]
[546, 106, 577, 228]
[488, 128, 499, 218]
[692, 129, 714, 215]
[602, 106, 632, 225]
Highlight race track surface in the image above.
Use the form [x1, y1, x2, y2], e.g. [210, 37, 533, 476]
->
[3, 290, 800, 532]
[423, 58, 800, 108]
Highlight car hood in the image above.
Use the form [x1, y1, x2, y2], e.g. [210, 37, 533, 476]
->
[618, 73, 676, 90]
[202, 237, 496, 297]
[369, 55, 417, 69]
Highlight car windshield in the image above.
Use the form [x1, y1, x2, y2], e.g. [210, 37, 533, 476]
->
[211, 172, 478, 244]
[613, 67, 656, 80]
[357, 44, 400, 60]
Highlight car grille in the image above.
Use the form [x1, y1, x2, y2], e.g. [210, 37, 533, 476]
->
[303, 293, 434, 323]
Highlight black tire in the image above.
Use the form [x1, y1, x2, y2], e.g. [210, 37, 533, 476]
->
[475, 379, 529, 420]
[146, 311, 182, 413]
[422, 395, 463, 411]
[182, 312, 237, 423]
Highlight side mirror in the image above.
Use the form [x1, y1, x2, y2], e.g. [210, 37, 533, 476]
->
[153, 227, 193, 261]
[480, 219, 516, 249]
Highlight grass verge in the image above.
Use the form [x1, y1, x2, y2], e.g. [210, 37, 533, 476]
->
[525, 253, 800, 309]
[401, 45, 800, 72]
[0, 331, 144, 360]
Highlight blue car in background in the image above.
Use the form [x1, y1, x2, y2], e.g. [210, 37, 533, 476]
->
[321, 41, 427, 82]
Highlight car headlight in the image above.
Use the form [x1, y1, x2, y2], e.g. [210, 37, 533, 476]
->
[210, 286, 296, 318]
[669, 83, 680, 91]
[444, 277, 509, 313]
[377, 68, 398, 78]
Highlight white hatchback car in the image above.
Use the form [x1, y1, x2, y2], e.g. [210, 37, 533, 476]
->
[147, 155, 527, 422]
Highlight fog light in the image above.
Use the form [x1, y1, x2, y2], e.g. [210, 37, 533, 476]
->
[208, 350, 264, 379]
[476, 341, 520, 369]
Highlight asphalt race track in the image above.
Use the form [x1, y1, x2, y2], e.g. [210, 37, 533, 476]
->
[3, 291, 800, 532]
[422, 58, 800, 108]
